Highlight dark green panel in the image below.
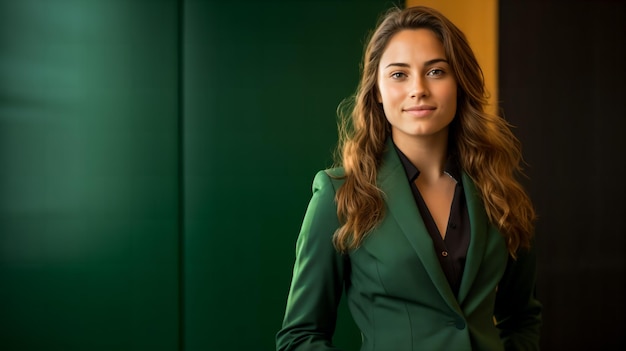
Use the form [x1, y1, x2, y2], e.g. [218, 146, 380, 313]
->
[184, 1, 394, 350]
[0, 1, 179, 350]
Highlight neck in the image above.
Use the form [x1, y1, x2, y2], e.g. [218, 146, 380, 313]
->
[392, 131, 449, 182]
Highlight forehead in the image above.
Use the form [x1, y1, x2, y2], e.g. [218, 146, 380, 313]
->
[379, 29, 446, 66]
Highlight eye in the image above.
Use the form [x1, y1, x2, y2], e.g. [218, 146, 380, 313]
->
[390, 72, 407, 79]
[427, 69, 445, 77]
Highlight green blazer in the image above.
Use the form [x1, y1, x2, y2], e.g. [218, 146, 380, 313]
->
[277, 143, 542, 351]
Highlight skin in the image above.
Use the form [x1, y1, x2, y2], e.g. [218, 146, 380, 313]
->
[376, 29, 459, 237]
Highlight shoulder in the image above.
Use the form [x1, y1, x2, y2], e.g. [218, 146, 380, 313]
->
[323, 166, 345, 178]
[298, 169, 344, 247]
[312, 167, 346, 193]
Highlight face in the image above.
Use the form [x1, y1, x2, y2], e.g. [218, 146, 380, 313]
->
[377, 29, 457, 145]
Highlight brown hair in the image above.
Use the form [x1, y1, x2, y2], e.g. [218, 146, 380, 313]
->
[333, 6, 536, 257]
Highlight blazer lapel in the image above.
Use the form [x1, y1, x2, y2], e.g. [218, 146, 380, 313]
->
[457, 173, 488, 305]
[377, 141, 462, 314]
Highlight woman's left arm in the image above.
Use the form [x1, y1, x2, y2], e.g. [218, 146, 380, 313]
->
[494, 243, 543, 350]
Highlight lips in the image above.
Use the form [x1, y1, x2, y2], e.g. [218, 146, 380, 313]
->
[403, 105, 436, 117]
[403, 105, 436, 111]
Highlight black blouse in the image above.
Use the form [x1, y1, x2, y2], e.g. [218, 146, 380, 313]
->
[393, 144, 470, 298]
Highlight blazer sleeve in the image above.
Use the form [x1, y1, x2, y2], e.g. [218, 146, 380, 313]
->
[276, 170, 347, 351]
[494, 243, 543, 350]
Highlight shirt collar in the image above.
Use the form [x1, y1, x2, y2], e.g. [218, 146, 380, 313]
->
[392, 141, 462, 183]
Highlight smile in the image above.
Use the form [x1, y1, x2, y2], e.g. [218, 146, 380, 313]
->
[403, 105, 436, 117]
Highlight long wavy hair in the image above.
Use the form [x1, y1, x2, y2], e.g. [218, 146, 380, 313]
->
[333, 6, 536, 258]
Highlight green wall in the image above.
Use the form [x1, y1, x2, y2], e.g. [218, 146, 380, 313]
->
[0, 1, 180, 350]
[0, 1, 392, 350]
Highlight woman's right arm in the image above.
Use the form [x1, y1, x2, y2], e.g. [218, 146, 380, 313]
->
[276, 170, 347, 351]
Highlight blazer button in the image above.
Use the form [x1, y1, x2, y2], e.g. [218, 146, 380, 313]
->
[441, 251, 448, 257]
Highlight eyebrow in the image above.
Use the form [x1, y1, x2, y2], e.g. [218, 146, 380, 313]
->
[384, 58, 449, 69]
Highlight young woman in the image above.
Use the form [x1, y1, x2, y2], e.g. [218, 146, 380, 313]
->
[277, 6, 541, 351]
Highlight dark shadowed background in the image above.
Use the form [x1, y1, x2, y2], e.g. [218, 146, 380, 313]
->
[500, 1, 625, 350]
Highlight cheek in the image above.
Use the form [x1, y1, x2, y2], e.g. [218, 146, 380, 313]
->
[379, 84, 403, 104]
[382, 105, 393, 122]
[448, 90, 457, 110]
[441, 85, 457, 111]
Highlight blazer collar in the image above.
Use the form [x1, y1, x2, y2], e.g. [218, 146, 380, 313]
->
[377, 139, 488, 310]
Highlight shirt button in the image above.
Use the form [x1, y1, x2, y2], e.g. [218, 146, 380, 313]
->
[441, 251, 448, 257]
[448, 222, 457, 229]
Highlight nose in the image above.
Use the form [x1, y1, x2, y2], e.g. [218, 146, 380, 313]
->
[410, 77, 428, 98]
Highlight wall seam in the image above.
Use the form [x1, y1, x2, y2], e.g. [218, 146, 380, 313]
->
[177, 0, 186, 350]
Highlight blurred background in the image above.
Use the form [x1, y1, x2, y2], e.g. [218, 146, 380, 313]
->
[0, 0, 623, 350]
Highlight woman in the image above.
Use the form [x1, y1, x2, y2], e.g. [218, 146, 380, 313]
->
[277, 6, 541, 351]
